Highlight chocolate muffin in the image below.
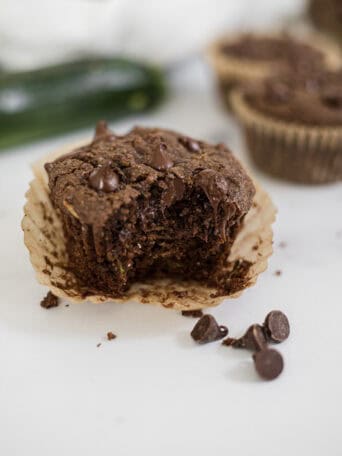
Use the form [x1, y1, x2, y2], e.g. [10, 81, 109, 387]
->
[207, 32, 341, 110]
[309, 0, 342, 45]
[231, 70, 342, 183]
[44, 122, 255, 297]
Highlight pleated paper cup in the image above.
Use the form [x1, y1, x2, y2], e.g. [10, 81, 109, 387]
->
[231, 90, 342, 184]
[22, 142, 276, 311]
[207, 31, 342, 110]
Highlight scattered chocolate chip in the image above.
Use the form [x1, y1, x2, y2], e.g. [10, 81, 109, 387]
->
[179, 136, 201, 153]
[89, 165, 120, 192]
[96, 343, 102, 348]
[231, 324, 267, 351]
[182, 309, 204, 318]
[274, 270, 282, 276]
[65, 304, 70, 307]
[107, 331, 117, 341]
[191, 315, 228, 344]
[40, 291, 59, 309]
[253, 348, 284, 380]
[263, 311, 290, 343]
[150, 146, 173, 171]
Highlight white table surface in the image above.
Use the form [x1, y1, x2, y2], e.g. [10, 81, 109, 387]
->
[1, 60, 342, 456]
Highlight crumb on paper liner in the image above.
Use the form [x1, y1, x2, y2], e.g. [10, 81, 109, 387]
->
[22, 141, 276, 311]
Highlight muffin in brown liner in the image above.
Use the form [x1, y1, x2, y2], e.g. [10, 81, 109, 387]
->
[230, 79, 342, 184]
[22, 140, 276, 311]
[309, 0, 342, 46]
[207, 32, 342, 110]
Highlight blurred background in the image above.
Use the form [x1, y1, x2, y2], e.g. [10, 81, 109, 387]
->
[1, 0, 306, 70]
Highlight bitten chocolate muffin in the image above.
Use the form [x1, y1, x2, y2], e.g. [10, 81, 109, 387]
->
[207, 32, 341, 110]
[44, 122, 255, 297]
[231, 70, 342, 183]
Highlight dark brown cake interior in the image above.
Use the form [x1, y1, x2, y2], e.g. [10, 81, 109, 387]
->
[45, 124, 255, 297]
[244, 70, 342, 126]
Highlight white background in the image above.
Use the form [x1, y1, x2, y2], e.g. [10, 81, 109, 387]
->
[0, 60, 342, 456]
[0, 0, 305, 69]
[1, 1, 342, 455]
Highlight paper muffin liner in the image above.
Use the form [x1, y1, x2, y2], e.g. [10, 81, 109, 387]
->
[207, 31, 342, 110]
[22, 141, 276, 311]
[230, 90, 342, 184]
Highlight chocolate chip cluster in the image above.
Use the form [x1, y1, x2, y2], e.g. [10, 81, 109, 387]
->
[190, 310, 290, 381]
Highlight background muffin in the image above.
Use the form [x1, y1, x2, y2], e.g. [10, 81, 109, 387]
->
[309, 0, 342, 46]
[230, 70, 342, 184]
[208, 32, 341, 110]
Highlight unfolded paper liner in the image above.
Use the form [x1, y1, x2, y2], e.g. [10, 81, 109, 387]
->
[230, 90, 342, 184]
[207, 31, 342, 110]
[22, 141, 276, 311]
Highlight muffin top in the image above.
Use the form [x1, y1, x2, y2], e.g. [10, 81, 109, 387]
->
[242, 70, 342, 127]
[45, 123, 255, 229]
[220, 34, 325, 72]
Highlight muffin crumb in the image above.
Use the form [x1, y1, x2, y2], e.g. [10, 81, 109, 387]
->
[40, 291, 59, 309]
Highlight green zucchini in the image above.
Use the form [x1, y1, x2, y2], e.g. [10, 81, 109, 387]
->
[0, 58, 166, 149]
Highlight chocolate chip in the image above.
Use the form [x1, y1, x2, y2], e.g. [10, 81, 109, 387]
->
[93, 120, 115, 141]
[150, 145, 173, 171]
[321, 91, 342, 109]
[274, 270, 282, 276]
[162, 176, 185, 207]
[89, 165, 120, 192]
[107, 331, 116, 341]
[182, 309, 203, 318]
[179, 136, 201, 153]
[232, 324, 267, 351]
[253, 348, 284, 380]
[40, 291, 59, 309]
[191, 314, 228, 344]
[263, 310, 290, 343]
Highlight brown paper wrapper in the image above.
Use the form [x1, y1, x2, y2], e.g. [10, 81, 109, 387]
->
[230, 90, 342, 184]
[22, 142, 276, 310]
[207, 31, 342, 110]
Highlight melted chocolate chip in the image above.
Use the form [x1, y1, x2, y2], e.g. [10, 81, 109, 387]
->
[40, 291, 59, 309]
[263, 311, 290, 343]
[89, 165, 120, 192]
[232, 324, 267, 351]
[150, 145, 174, 171]
[162, 176, 185, 207]
[253, 348, 284, 380]
[191, 314, 228, 344]
[179, 136, 201, 153]
[195, 169, 228, 213]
